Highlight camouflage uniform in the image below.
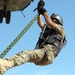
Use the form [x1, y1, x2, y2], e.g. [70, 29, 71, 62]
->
[0, 24, 65, 74]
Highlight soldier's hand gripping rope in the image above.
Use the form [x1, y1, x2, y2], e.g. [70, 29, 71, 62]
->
[33, 0, 45, 13]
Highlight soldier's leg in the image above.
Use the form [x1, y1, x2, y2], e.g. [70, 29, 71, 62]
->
[0, 48, 45, 74]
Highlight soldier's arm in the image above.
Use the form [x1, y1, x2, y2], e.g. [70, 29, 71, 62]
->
[37, 15, 44, 29]
[43, 12, 65, 36]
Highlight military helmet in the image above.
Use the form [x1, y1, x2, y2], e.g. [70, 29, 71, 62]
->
[51, 13, 63, 25]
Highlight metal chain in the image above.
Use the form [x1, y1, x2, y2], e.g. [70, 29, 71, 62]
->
[0, 14, 38, 58]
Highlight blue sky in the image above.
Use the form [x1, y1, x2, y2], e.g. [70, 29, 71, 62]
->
[0, 0, 75, 75]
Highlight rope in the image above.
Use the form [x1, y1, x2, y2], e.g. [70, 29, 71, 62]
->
[0, 14, 38, 58]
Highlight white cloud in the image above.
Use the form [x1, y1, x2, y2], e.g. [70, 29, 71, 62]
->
[3, 68, 74, 75]
[25, 69, 75, 75]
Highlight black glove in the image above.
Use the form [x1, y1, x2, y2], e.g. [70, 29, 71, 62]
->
[38, 1, 45, 7]
[38, 6, 47, 15]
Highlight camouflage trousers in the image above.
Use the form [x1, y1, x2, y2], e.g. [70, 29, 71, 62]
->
[0, 44, 56, 74]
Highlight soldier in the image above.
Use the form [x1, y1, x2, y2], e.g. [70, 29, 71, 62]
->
[0, 2, 67, 74]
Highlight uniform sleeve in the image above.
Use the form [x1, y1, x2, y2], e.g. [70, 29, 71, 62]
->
[55, 24, 65, 39]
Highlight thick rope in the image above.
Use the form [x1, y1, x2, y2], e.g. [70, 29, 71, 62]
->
[0, 14, 38, 58]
